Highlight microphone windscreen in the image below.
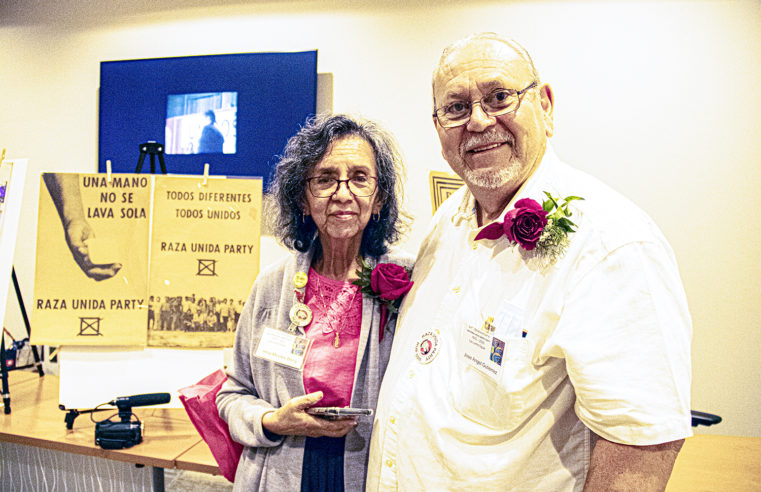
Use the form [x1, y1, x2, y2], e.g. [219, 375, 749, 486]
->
[126, 393, 171, 407]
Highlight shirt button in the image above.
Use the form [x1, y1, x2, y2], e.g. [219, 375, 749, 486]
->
[386, 459, 395, 468]
[390, 416, 396, 424]
[472, 242, 478, 250]
[452, 286, 461, 293]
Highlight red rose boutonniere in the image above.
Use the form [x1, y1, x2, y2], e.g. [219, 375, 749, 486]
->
[354, 259, 413, 342]
[475, 192, 584, 265]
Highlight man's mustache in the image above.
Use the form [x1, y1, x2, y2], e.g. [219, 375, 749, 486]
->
[461, 129, 515, 155]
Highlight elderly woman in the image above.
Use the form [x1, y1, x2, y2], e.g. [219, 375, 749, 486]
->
[217, 114, 413, 491]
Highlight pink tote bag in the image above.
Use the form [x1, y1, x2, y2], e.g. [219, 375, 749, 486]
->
[179, 369, 243, 482]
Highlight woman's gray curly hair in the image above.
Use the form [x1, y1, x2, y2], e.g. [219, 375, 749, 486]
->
[268, 113, 408, 259]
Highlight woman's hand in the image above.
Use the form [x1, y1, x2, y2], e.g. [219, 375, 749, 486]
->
[261, 391, 357, 438]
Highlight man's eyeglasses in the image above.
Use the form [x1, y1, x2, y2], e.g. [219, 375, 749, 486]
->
[306, 175, 378, 198]
[432, 81, 538, 128]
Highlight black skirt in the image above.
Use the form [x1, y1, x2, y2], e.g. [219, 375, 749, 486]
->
[300, 436, 345, 492]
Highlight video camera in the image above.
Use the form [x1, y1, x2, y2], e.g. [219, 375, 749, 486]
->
[94, 393, 170, 449]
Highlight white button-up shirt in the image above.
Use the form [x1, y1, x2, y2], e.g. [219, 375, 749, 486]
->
[368, 147, 692, 491]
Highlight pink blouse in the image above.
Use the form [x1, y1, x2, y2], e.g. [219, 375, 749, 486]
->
[302, 268, 363, 407]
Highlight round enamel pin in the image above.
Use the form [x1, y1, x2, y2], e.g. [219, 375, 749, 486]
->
[289, 302, 313, 327]
[293, 271, 308, 289]
[415, 330, 440, 364]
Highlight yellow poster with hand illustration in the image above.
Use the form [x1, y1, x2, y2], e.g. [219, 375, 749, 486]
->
[31, 173, 151, 346]
[147, 175, 262, 348]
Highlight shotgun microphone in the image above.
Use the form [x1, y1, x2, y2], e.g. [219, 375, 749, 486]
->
[109, 392, 171, 409]
[95, 392, 171, 450]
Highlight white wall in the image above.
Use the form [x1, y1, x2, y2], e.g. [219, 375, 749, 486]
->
[1, 0, 759, 436]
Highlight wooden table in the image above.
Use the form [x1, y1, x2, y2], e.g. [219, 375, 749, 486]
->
[0, 370, 219, 491]
[175, 438, 220, 475]
[4, 370, 760, 491]
[667, 433, 761, 491]
[177, 416, 761, 491]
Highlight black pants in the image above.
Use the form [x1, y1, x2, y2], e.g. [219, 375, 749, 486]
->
[300, 436, 345, 492]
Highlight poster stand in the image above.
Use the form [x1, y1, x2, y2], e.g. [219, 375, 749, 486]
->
[1, 269, 46, 414]
[0, 151, 44, 415]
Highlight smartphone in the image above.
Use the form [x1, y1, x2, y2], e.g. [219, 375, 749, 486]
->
[306, 407, 374, 420]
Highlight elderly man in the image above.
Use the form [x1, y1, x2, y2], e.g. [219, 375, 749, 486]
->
[368, 33, 692, 491]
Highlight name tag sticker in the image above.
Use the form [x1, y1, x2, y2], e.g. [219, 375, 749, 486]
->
[462, 324, 505, 381]
[255, 328, 311, 370]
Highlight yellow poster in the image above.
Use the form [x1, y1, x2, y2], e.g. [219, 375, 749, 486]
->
[148, 175, 262, 348]
[31, 173, 151, 346]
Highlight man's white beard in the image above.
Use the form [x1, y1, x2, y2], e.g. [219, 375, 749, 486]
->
[457, 128, 522, 190]
[461, 164, 520, 190]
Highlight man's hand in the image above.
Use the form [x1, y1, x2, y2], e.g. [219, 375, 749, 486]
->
[584, 436, 684, 492]
[261, 392, 357, 438]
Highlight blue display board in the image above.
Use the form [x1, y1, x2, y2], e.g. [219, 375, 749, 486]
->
[98, 51, 317, 186]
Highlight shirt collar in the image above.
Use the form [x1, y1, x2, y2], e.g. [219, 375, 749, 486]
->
[451, 188, 478, 228]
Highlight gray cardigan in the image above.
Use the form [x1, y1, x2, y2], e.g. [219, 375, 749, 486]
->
[217, 247, 414, 491]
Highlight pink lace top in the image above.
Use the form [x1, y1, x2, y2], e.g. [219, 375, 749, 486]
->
[302, 268, 363, 407]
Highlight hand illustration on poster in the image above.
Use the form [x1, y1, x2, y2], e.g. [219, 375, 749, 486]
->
[42, 173, 123, 281]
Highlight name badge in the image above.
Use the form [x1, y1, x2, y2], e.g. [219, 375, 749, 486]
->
[255, 328, 311, 370]
[461, 322, 505, 381]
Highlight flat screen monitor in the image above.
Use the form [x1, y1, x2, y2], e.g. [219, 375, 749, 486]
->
[98, 51, 317, 186]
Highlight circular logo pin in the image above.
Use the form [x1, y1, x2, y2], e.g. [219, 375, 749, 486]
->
[289, 302, 313, 327]
[293, 271, 308, 289]
[415, 330, 440, 364]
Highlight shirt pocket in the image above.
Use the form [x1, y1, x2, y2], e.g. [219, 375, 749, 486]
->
[450, 334, 535, 432]
[448, 291, 537, 433]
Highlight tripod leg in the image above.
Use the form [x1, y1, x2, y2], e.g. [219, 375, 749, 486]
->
[150, 153, 156, 174]
[135, 151, 147, 174]
[158, 152, 167, 175]
[11, 267, 43, 376]
[1, 336, 10, 414]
